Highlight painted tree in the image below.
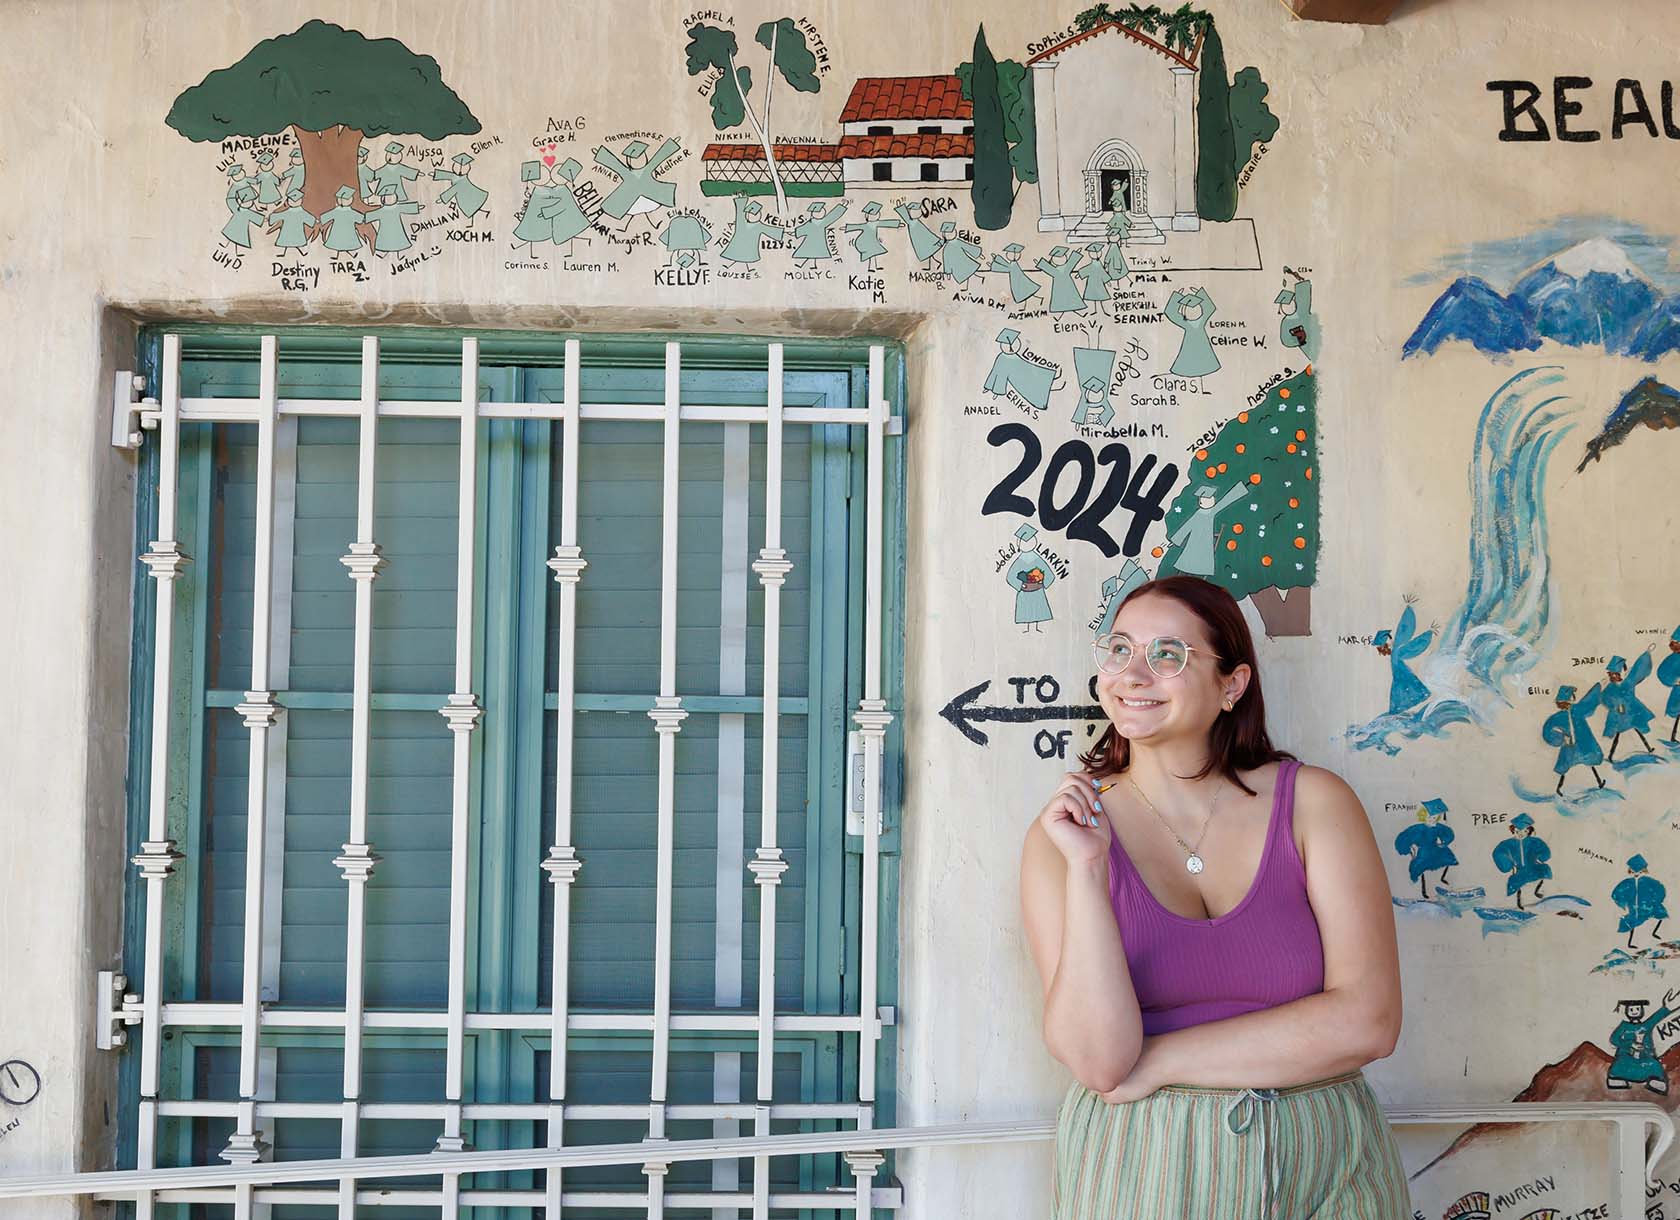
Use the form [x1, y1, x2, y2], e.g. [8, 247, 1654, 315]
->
[166, 19, 479, 226]
[1230, 66, 1281, 170]
[1159, 3, 1207, 54]
[1154, 368, 1319, 636]
[1074, 3, 1117, 31]
[1117, 4, 1166, 34]
[956, 55, 1037, 196]
[1194, 21, 1238, 223]
[968, 26, 1013, 231]
[686, 19, 821, 215]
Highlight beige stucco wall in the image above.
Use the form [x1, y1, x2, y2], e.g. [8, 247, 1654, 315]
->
[4, 2, 1680, 1216]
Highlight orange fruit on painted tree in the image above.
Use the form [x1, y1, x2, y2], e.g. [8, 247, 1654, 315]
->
[1226, 539, 1238, 551]
[1235, 443, 1246, 454]
[1196, 449, 1208, 461]
[1151, 546, 1164, 558]
[1218, 462, 1229, 473]
[1232, 523, 1244, 534]
[1238, 411, 1249, 423]
[1295, 429, 1307, 441]
[1279, 388, 1291, 399]
[1294, 536, 1306, 548]
[1304, 467, 1313, 480]
[1287, 443, 1297, 453]
[1206, 465, 1218, 477]
[1288, 497, 1299, 508]
[1249, 473, 1261, 485]
[1261, 555, 1273, 567]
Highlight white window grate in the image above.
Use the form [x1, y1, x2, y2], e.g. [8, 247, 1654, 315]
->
[120, 332, 900, 1219]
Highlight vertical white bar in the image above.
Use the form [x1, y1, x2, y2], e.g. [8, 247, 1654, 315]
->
[748, 345, 791, 1220]
[133, 333, 189, 1220]
[646, 343, 687, 1189]
[852, 345, 891, 1109]
[542, 338, 586, 1217]
[436, 338, 483, 1220]
[224, 336, 282, 1193]
[335, 335, 384, 1218]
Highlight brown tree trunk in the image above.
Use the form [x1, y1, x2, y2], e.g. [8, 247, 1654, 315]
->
[1249, 585, 1311, 637]
[291, 124, 377, 249]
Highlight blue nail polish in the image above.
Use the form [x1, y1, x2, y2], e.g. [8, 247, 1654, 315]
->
[1094, 800, 1103, 812]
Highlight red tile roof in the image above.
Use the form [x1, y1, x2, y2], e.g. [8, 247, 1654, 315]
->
[840, 75, 972, 123]
[701, 142, 841, 162]
[837, 133, 974, 160]
[1026, 22, 1198, 70]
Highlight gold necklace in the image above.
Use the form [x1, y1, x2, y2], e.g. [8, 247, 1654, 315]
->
[1127, 775, 1225, 875]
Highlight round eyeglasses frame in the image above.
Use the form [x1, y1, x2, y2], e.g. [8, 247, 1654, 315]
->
[1092, 632, 1223, 678]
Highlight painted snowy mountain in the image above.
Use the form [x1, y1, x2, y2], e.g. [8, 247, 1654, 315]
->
[1576, 375, 1680, 472]
[1405, 237, 1680, 360]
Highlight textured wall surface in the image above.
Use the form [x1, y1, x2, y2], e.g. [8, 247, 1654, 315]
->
[3, 3, 1679, 1216]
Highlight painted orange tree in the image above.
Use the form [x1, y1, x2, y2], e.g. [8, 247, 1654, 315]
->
[166, 19, 480, 224]
[1154, 367, 1319, 635]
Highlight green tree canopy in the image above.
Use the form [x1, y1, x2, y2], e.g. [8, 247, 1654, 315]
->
[969, 25, 1012, 230]
[754, 19, 820, 94]
[1194, 21, 1237, 221]
[686, 24, 750, 128]
[165, 19, 479, 141]
[1230, 66, 1281, 167]
[957, 55, 1037, 189]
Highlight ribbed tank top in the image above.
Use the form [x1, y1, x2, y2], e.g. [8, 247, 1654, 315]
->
[1106, 758, 1325, 1035]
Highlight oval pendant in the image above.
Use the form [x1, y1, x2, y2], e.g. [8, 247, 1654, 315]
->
[1185, 854, 1205, 875]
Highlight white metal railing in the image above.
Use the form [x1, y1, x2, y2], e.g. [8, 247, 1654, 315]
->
[114, 334, 899, 1220]
[2, 1104, 1671, 1218]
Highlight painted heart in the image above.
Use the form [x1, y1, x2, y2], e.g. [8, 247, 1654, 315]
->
[542, 153, 556, 166]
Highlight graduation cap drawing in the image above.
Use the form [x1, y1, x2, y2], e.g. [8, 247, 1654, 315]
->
[1629, 853, 1650, 871]
[357, 146, 370, 160]
[1557, 684, 1578, 702]
[623, 139, 649, 159]
[1085, 242, 1104, 254]
[1049, 245, 1070, 258]
[288, 147, 303, 160]
[1081, 375, 1106, 395]
[996, 327, 1021, 347]
[1421, 797, 1448, 819]
[226, 165, 246, 178]
[1014, 522, 1038, 543]
[1194, 483, 1218, 498]
[385, 140, 405, 155]
[286, 189, 304, 203]
[939, 220, 956, 234]
[1672, 624, 1680, 641]
[1608, 655, 1628, 674]
[861, 200, 883, 216]
[255, 148, 276, 163]
[335, 185, 355, 203]
[558, 158, 582, 182]
[521, 161, 542, 182]
[1617, 998, 1650, 1013]
[1002, 242, 1024, 255]
[1372, 629, 1394, 647]
[1511, 812, 1535, 830]
[452, 152, 474, 167]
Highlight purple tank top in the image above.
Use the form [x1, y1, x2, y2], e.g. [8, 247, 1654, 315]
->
[1107, 758, 1325, 1035]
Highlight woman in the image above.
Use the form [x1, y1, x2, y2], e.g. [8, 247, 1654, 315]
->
[1020, 575, 1409, 1218]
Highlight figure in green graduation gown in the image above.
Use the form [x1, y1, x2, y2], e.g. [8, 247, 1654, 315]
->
[318, 185, 368, 254]
[1162, 482, 1248, 578]
[267, 189, 317, 251]
[1608, 992, 1677, 1093]
[844, 200, 901, 271]
[433, 151, 488, 221]
[220, 167, 264, 249]
[371, 140, 421, 203]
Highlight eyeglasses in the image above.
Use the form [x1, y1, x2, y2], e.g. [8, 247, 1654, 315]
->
[1092, 632, 1222, 678]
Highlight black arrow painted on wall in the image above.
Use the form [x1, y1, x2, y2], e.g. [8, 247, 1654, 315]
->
[939, 680, 1106, 747]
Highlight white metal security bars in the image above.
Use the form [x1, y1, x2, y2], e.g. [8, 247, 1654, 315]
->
[126, 333, 896, 1219]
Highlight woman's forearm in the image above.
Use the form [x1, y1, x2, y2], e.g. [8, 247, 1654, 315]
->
[1127, 987, 1399, 1094]
[1043, 858, 1143, 1092]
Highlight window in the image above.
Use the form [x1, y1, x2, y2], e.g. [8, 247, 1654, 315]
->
[118, 329, 905, 1214]
[872, 162, 893, 181]
[965, 163, 975, 181]
[962, 124, 974, 135]
[919, 163, 939, 182]
[866, 124, 892, 136]
[916, 125, 940, 135]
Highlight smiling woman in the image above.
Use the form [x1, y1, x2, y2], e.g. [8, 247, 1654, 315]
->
[1019, 574, 1410, 1219]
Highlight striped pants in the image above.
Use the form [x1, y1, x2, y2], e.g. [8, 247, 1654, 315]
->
[1051, 1071, 1411, 1219]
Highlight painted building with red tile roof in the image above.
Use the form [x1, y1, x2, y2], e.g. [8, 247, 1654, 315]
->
[837, 75, 974, 190]
[700, 142, 843, 196]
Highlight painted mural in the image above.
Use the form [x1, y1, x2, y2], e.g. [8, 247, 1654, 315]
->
[1386, 210, 1680, 1217]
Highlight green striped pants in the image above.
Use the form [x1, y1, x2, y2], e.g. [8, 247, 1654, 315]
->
[1051, 1071, 1411, 1219]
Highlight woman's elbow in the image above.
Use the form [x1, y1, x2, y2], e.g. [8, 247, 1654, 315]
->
[1357, 1000, 1402, 1063]
[1045, 1024, 1141, 1094]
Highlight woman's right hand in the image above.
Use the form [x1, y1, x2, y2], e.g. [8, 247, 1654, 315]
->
[1038, 771, 1112, 866]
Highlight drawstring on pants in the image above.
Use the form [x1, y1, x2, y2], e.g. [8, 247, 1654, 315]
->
[1223, 1087, 1282, 1218]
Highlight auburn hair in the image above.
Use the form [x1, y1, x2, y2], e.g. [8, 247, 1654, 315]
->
[1078, 575, 1293, 796]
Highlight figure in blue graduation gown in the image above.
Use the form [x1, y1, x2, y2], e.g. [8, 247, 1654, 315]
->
[1608, 992, 1677, 1093]
[1545, 682, 1607, 793]
[1491, 812, 1551, 910]
[1372, 603, 1432, 715]
[1394, 798, 1457, 899]
[1613, 855, 1669, 949]
[982, 328, 1057, 414]
[1005, 523, 1055, 632]
[989, 242, 1042, 304]
[1658, 625, 1680, 743]
[1601, 651, 1656, 760]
